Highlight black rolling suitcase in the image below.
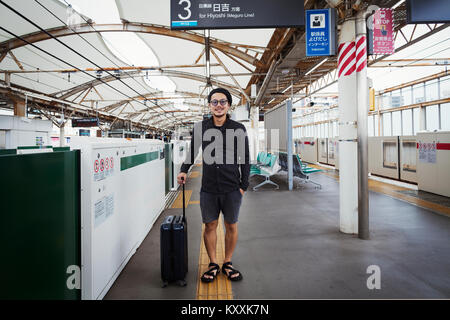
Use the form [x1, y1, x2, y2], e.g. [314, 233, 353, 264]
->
[160, 178, 188, 287]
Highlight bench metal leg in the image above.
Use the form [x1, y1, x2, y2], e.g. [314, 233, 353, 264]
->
[307, 179, 322, 189]
[293, 176, 322, 189]
[253, 176, 279, 191]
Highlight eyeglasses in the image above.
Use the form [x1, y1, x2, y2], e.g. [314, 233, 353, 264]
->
[210, 99, 229, 107]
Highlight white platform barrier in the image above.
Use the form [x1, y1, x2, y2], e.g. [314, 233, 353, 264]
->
[328, 138, 339, 169]
[171, 140, 188, 189]
[399, 135, 417, 183]
[297, 137, 318, 163]
[318, 138, 328, 164]
[368, 136, 399, 180]
[417, 131, 450, 197]
[69, 137, 165, 300]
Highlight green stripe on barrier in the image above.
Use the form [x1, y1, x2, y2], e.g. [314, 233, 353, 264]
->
[120, 151, 159, 171]
[17, 145, 53, 150]
[0, 149, 17, 156]
[53, 147, 70, 152]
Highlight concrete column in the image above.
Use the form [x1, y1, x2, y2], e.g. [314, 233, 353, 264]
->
[338, 19, 359, 235]
[60, 124, 65, 147]
[338, 11, 370, 238]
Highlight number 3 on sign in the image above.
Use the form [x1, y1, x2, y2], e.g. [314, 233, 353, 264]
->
[178, 0, 191, 20]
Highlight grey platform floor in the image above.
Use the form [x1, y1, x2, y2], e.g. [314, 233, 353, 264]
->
[105, 168, 450, 299]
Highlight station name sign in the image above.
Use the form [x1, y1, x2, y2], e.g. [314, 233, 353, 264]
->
[72, 118, 99, 128]
[170, 0, 305, 30]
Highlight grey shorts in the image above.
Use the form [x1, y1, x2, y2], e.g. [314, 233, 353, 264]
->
[200, 189, 243, 224]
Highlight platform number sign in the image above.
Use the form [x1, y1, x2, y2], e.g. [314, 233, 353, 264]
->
[178, 0, 192, 20]
[170, 0, 305, 30]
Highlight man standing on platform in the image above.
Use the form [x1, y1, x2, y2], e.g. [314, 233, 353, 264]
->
[177, 87, 250, 283]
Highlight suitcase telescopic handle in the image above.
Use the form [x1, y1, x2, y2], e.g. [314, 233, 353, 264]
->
[181, 176, 186, 222]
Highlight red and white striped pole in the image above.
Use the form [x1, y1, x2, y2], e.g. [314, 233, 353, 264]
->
[338, 11, 369, 239]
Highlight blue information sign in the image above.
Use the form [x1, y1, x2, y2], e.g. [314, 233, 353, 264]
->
[306, 9, 336, 56]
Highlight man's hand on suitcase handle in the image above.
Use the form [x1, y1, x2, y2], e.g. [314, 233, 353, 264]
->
[177, 172, 187, 185]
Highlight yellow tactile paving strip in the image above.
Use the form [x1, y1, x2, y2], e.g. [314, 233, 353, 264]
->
[196, 215, 233, 300]
[310, 163, 450, 217]
[189, 171, 200, 178]
[171, 189, 192, 209]
[175, 165, 232, 299]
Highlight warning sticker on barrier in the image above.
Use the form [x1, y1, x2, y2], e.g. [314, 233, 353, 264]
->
[418, 141, 436, 163]
[93, 156, 115, 181]
[94, 194, 115, 228]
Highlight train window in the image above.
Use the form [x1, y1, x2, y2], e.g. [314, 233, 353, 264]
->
[392, 111, 402, 136]
[383, 141, 397, 169]
[426, 105, 439, 131]
[441, 103, 450, 130]
[402, 109, 413, 136]
[402, 141, 417, 172]
[383, 113, 392, 136]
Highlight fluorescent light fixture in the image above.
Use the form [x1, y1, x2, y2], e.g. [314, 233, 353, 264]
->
[268, 98, 275, 104]
[282, 85, 293, 93]
[206, 60, 210, 78]
[304, 58, 328, 76]
[392, 0, 405, 9]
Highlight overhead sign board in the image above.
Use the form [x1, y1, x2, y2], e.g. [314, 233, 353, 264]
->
[170, 0, 305, 30]
[407, 0, 450, 23]
[305, 9, 337, 57]
[373, 8, 395, 55]
[72, 118, 99, 128]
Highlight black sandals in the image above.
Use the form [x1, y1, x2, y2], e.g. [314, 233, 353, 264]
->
[222, 261, 243, 281]
[201, 262, 220, 283]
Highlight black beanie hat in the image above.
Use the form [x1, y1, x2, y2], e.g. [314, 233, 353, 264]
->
[208, 87, 232, 106]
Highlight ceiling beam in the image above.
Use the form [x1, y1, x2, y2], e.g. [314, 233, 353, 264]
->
[0, 22, 264, 68]
[52, 69, 242, 100]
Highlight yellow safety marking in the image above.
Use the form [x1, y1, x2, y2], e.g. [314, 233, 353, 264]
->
[312, 164, 450, 217]
[189, 200, 200, 205]
[189, 171, 200, 178]
[369, 179, 450, 217]
[171, 189, 192, 209]
[196, 215, 233, 300]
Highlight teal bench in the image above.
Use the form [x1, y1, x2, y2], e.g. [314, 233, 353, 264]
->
[278, 152, 323, 189]
[250, 151, 280, 191]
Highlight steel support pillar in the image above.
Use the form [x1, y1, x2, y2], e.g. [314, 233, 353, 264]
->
[356, 12, 369, 240]
[286, 99, 293, 191]
[249, 105, 259, 163]
[338, 11, 370, 238]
